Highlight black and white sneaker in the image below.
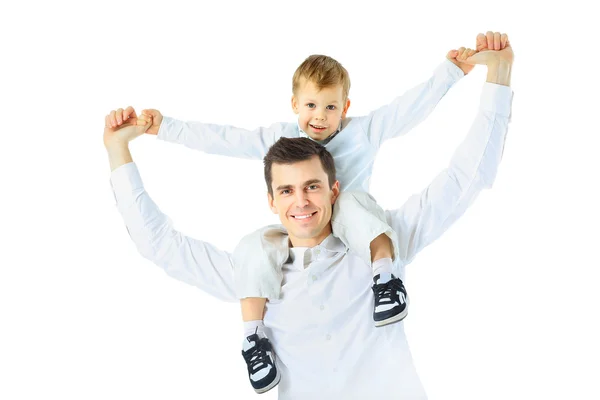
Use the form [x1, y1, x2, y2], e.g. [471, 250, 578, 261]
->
[241, 331, 281, 394]
[372, 274, 409, 327]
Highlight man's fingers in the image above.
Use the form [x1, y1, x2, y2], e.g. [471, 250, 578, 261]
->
[486, 31, 494, 51]
[109, 110, 117, 127]
[115, 108, 124, 125]
[123, 106, 137, 121]
[494, 32, 501, 50]
[501, 33, 509, 49]
[476, 33, 487, 51]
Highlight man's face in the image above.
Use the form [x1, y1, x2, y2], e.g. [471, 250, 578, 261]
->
[268, 156, 340, 247]
[291, 79, 351, 141]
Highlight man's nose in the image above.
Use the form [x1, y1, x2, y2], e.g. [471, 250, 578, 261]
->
[295, 191, 309, 207]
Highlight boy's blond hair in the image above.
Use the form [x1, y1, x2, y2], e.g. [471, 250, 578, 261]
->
[292, 55, 351, 101]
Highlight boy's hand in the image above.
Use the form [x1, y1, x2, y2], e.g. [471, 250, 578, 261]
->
[105, 106, 163, 135]
[104, 107, 152, 149]
[447, 48, 477, 75]
[140, 109, 163, 135]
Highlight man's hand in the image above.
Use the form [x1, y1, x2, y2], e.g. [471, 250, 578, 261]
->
[447, 31, 510, 75]
[464, 32, 513, 86]
[103, 106, 153, 149]
[105, 106, 163, 136]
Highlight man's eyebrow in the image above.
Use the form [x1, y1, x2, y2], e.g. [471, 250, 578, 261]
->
[275, 179, 323, 191]
[304, 179, 322, 186]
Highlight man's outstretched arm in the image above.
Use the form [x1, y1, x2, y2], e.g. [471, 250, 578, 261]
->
[104, 110, 238, 302]
[386, 37, 514, 265]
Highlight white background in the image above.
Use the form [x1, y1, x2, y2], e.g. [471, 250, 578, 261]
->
[1, 1, 599, 399]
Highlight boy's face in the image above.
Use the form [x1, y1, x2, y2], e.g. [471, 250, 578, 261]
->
[291, 79, 351, 141]
[268, 155, 340, 248]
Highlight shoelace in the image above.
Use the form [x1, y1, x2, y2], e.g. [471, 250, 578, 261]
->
[372, 278, 405, 307]
[242, 336, 273, 375]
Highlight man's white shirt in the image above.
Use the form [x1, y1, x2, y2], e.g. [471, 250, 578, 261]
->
[110, 82, 512, 399]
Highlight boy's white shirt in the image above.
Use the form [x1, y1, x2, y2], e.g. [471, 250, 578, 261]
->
[157, 59, 465, 192]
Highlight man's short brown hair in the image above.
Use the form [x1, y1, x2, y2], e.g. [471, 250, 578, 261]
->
[264, 137, 337, 197]
[292, 55, 351, 101]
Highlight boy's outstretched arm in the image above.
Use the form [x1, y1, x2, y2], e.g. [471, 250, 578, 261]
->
[359, 31, 509, 149]
[107, 106, 290, 160]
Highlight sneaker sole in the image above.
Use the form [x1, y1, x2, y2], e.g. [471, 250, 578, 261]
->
[255, 365, 281, 394]
[374, 297, 410, 327]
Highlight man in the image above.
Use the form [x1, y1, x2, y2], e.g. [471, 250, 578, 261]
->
[104, 42, 513, 399]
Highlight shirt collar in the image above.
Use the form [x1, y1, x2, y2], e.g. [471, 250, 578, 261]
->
[288, 234, 347, 267]
[297, 120, 343, 145]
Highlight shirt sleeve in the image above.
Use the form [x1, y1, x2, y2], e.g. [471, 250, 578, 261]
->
[357, 59, 465, 149]
[157, 117, 291, 160]
[109, 162, 238, 302]
[386, 82, 513, 265]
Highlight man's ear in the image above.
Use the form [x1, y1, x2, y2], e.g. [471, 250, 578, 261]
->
[331, 180, 340, 204]
[341, 98, 351, 119]
[268, 192, 278, 214]
[291, 95, 299, 115]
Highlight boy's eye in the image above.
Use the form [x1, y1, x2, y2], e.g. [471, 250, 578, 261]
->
[326, 105, 336, 110]
[306, 103, 316, 109]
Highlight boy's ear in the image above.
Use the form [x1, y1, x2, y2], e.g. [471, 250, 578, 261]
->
[342, 98, 351, 119]
[291, 95, 299, 115]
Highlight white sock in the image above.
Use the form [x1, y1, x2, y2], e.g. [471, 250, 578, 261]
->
[373, 258, 393, 284]
[244, 319, 265, 338]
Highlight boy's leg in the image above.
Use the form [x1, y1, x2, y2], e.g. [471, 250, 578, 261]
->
[332, 192, 409, 326]
[233, 225, 288, 394]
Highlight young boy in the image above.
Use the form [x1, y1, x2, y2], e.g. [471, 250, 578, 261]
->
[109, 34, 501, 394]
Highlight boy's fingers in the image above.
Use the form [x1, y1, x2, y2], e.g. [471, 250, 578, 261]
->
[109, 110, 117, 127]
[493, 32, 501, 50]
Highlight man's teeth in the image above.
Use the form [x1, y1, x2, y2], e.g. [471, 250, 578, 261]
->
[294, 213, 314, 219]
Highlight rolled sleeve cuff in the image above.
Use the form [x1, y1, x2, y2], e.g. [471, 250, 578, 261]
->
[440, 58, 465, 82]
[157, 116, 183, 143]
[480, 82, 513, 119]
[109, 162, 144, 206]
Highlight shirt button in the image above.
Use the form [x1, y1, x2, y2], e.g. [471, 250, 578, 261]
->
[315, 249, 321, 255]
[320, 305, 325, 311]
[326, 334, 331, 340]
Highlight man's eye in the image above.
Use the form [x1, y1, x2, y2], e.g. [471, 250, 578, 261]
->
[307, 103, 315, 108]
[281, 189, 291, 195]
[308, 185, 318, 190]
[326, 105, 336, 110]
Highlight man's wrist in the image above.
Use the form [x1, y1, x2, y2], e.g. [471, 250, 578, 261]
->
[486, 61, 512, 86]
[106, 142, 133, 171]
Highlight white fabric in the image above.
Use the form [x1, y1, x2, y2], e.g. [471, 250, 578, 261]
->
[232, 191, 400, 299]
[158, 60, 465, 300]
[110, 82, 512, 399]
[157, 59, 465, 193]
